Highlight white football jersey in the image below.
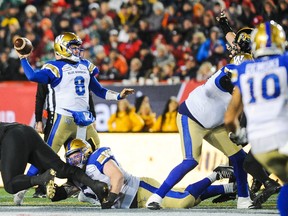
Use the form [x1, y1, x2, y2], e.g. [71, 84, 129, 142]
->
[41, 60, 93, 116]
[233, 55, 288, 153]
[83, 147, 140, 209]
[185, 67, 233, 128]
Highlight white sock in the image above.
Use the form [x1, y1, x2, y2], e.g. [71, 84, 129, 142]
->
[223, 183, 234, 193]
[207, 172, 217, 182]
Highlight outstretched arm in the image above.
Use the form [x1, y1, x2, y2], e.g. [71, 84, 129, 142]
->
[89, 76, 135, 100]
[216, 10, 236, 46]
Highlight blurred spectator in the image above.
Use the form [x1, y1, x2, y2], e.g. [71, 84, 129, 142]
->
[196, 26, 226, 63]
[97, 57, 119, 81]
[118, 27, 142, 63]
[153, 44, 175, 69]
[55, 16, 72, 34]
[181, 2, 193, 21]
[189, 31, 206, 57]
[114, 2, 132, 28]
[0, 49, 11, 81]
[107, 99, 144, 132]
[196, 61, 215, 82]
[1, 0, 288, 82]
[126, 57, 142, 83]
[138, 19, 153, 46]
[109, 49, 128, 79]
[175, 54, 198, 81]
[21, 4, 40, 25]
[138, 43, 155, 78]
[181, 18, 196, 45]
[100, 1, 117, 20]
[146, 1, 165, 32]
[162, 19, 178, 44]
[277, 0, 288, 23]
[150, 96, 179, 132]
[237, 0, 256, 27]
[118, 24, 129, 43]
[135, 95, 156, 132]
[192, 2, 205, 25]
[199, 10, 216, 38]
[1, 17, 21, 49]
[97, 16, 114, 44]
[30, 18, 54, 66]
[162, 63, 175, 81]
[261, 0, 278, 22]
[127, 3, 142, 28]
[161, 5, 178, 29]
[94, 45, 107, 68]
[82, 3, 102, 28]
[104, 29, 120, 55]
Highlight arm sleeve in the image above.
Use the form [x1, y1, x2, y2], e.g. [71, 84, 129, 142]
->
[21, 59, 53, 84]
[35, 83, 48, 122]
[89, 76, 121, 100]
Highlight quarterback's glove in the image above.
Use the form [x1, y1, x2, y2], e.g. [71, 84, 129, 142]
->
[101, 192, 118, 209]
[216, 10, 233, 36]
[229, 127, 248, 146]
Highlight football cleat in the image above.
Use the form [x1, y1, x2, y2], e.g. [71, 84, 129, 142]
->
[213, 165, 234, 180]
[212, 193, 236, 203]
[237, 197, 260, 209]
[78, 191, 101, 208]
[146, 194, 162, 210]
[253, 180, 281, 206]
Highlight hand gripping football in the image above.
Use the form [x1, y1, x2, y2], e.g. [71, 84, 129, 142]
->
[14, 37, 33, 55]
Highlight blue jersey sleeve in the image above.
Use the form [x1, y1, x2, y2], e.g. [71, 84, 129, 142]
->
[89, 76, 109, 99]
[86, 147, 117, 174]
[21, 59, 54, 84]
[215, 64, 236, 93]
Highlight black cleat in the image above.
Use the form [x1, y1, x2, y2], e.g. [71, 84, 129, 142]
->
[253, 180, 281, 206]
[33, 185, 47, 198]
[212, 193, 237, 203]
[213, 165, 234, 180]
[146, 202, 162, 210]
[250, 178, 262, 194]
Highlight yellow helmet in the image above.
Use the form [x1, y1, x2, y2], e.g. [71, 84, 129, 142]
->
[65, 138, 92, 168]
[251, 20, 286, 58]
[54, 32, 83, 62]
[230, 53, 253, 65]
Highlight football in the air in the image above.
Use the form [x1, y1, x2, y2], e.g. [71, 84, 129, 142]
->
[14, 37, 33, 55]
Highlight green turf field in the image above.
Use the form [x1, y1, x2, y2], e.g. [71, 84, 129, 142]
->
[0, 187, 278, 209]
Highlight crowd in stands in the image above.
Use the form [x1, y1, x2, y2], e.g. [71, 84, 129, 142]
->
[107, 95, 179, 132]
[0, 0, 288, 83]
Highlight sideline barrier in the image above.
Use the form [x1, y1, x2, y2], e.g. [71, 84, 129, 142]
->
[0, 80, 204, 131]
[0, 133, 231, 188]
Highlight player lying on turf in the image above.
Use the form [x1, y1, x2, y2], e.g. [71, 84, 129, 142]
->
[51, 138, 236, 209]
